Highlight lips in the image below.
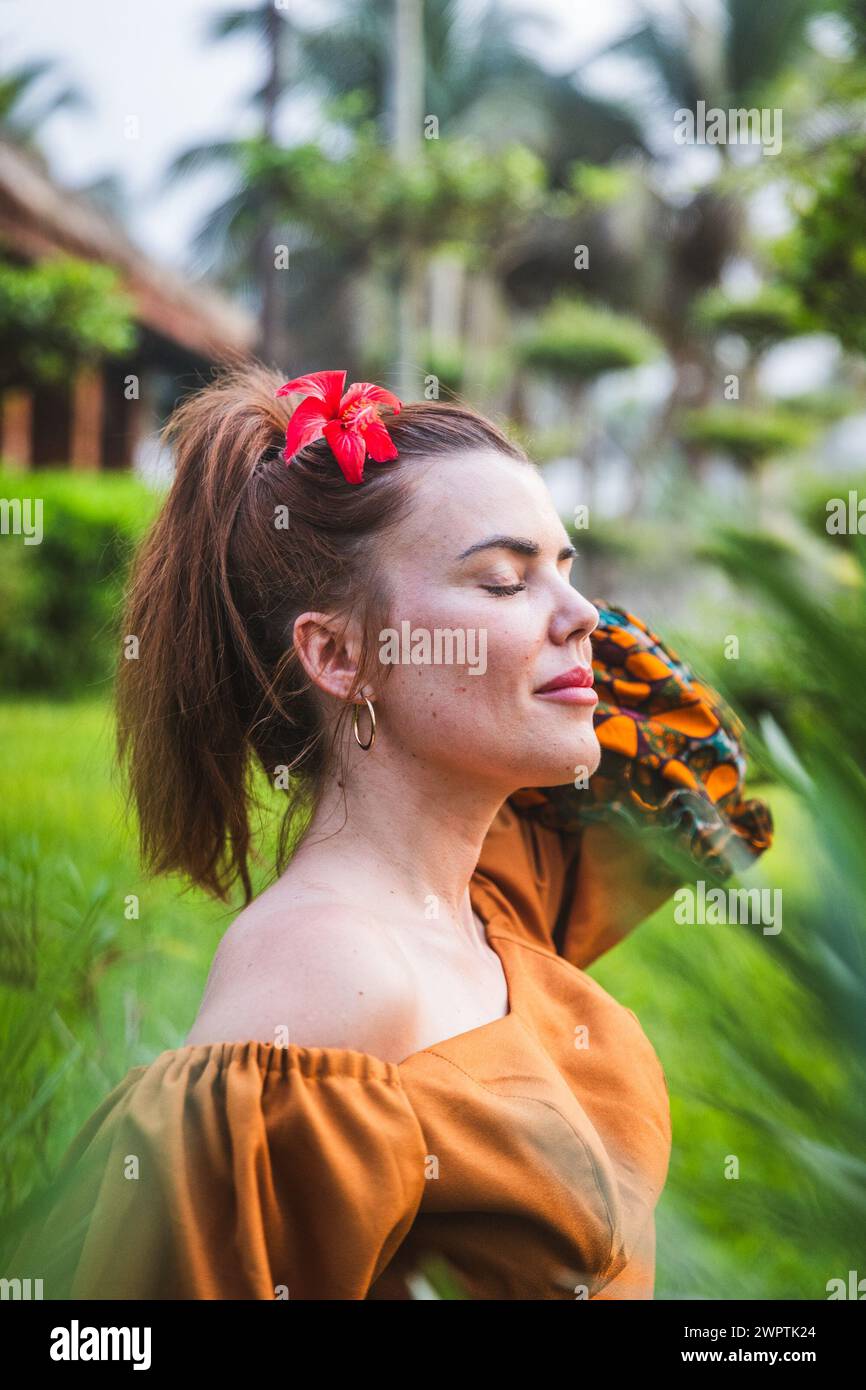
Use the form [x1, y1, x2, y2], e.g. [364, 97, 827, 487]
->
[534, 665, 594, 694]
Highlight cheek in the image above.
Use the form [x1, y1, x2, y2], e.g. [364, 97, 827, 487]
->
[373, 587, 599, 785]
[372, 606, 542, 770]
[377, 649, 518, 746]
[375, 593, 539, 717]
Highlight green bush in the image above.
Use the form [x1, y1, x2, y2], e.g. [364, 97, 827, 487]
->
[677, 407, 814, 468]
[778, 135, 866, 355]
[692, 285, 807, 351]
[0, 257, 137, 391]
[0, 469, 160, 695]
[519, 296, 661, 383]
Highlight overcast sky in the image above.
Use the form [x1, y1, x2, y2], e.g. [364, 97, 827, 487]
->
[2, 0, 662, 272]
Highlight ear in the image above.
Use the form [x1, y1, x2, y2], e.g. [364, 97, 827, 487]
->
[293, 611, 370, 702]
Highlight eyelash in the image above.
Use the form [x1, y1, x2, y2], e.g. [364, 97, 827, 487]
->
[481, 583, 526, 596]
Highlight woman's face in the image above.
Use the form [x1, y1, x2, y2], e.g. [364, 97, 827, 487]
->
[370, 448, 601, 794]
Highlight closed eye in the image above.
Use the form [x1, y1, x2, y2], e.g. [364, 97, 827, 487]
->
[481, 582, 526, 596]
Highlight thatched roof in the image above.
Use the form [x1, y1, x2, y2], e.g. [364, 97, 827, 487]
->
[0, 140, 257, 361]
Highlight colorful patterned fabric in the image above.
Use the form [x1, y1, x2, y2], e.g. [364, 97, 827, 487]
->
[511, 600, 774, 881]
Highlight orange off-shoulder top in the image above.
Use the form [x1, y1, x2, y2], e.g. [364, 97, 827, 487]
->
[8, 602, 773, 1301]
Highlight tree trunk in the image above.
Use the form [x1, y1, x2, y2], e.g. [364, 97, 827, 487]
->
[392, 0, 425, 399]
[257, 5, 285, 366]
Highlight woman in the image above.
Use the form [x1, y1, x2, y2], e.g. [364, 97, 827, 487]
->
[9, 364, 772, 1300]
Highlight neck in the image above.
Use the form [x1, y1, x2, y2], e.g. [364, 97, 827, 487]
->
[291, 740, 511, 926]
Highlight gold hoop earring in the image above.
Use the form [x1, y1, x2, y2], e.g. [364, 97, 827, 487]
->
[351, 695, 376, 751]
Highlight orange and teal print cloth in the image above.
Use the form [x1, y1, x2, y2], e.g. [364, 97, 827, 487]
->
[512, 601, 774, 881]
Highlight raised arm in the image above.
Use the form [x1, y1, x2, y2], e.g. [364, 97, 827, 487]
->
[505, 600, 774, 968]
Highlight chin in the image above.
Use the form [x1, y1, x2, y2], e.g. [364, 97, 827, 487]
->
[522, 727, 601, 789]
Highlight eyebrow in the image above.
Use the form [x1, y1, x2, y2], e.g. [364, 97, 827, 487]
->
[456, 534, 577, 563]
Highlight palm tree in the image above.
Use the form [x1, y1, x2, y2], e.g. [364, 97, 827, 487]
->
[163, 0, 646, 377]
[0, 60, 86, 154]
[0, 59, 138, 227]
[172, 4, 301, 364]
[534, 0, 827, 470]
[297, 0, 645, 176]
[209, 5, 299, 363]
[571, 0, 821, 346]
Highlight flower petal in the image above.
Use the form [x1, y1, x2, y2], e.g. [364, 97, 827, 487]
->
[283, 396, 329, 459]
[323, 419, 367, 484]
[340, 381, 402, 415]
[276, 370, 346, 416]
[363, 419, 399, 462]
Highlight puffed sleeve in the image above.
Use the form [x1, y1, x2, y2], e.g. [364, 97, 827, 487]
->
[7, 1041, 429, 1300]
[475, 600, 774, 968]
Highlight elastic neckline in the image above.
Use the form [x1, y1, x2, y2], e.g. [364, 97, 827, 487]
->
[147, 1038, 404, 1084]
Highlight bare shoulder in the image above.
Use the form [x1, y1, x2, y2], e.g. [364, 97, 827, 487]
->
[183, 892, 417, 1060]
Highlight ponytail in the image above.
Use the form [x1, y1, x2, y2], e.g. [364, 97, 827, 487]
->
[116, 365, 291, 901]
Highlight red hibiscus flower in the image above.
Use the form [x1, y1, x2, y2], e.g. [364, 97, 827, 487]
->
[275, 369, 403, 484]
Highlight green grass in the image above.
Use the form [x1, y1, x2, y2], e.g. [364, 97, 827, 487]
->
[1, 695, 233, 1030]
[0, 698, 281, 1214]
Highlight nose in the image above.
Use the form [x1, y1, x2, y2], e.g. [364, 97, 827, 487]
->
[550, 583, 599, 650]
